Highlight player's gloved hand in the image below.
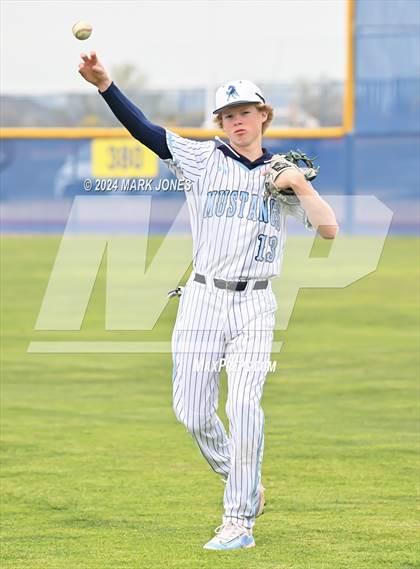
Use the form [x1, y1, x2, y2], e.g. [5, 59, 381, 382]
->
[78, 51, 112, 92]
[264, 150, 320, 206]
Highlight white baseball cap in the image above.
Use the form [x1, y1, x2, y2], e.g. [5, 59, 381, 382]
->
[213, 80, 266, 114]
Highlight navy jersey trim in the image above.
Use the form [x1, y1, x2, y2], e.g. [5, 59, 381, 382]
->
[216, 144, 272, 170]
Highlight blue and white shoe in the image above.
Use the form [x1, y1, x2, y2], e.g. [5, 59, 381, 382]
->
[203, 521, 255, 551]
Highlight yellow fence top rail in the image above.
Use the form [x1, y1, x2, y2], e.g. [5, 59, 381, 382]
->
[0, 0, 353, 140]
[0, 126, 346, 139]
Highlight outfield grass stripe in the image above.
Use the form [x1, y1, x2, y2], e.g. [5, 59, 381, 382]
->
[2, 236, 419, 569]
[27, 341, 285, 353]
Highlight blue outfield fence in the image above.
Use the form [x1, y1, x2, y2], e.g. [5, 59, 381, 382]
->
[0, 133, 418, 234]
[0, 0, 419, 235]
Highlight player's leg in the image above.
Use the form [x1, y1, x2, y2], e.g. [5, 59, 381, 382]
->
[171, 280, 231, 477]
[222, 288, 276, 530]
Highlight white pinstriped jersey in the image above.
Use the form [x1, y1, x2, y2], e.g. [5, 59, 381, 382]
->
[164, 131, 313, 280]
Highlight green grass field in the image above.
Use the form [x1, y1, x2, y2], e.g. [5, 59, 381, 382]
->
[1, 235, 419, 569]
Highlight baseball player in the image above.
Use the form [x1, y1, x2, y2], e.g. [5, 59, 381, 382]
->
[78, 51, 338, 551]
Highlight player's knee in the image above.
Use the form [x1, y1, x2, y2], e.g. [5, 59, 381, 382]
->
[174, 410, 208, 437]
[226, 397, 260, 420]
[172, 403, 184, 425]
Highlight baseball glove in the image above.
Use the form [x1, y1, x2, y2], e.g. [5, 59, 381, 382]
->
[264, 149, 319, 206]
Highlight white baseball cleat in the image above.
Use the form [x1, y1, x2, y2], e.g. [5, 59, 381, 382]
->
[203, 521, 255, 551]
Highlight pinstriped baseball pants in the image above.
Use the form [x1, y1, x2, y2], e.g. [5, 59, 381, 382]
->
[171, 274, 277, 529]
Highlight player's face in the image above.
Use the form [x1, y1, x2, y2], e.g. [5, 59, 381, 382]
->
[221, 104, 267, 149]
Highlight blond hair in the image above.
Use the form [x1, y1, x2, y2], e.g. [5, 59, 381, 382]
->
[213, 103, 274, 134]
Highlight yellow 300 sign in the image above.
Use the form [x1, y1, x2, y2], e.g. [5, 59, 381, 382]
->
[92, 138, 158, 178]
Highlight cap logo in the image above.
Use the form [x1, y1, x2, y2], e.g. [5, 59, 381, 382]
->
[226, 85, 239, 101]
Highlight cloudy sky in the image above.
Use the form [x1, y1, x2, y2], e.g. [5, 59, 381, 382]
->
[1, 0, 347, 95]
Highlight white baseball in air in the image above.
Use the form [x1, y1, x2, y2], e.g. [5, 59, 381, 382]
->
[72, 20, 93, 40]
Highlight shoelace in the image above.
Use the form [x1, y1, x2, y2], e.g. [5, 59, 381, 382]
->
[214, 521, 248, 540]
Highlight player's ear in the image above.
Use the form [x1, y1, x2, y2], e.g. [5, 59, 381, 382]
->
[259, 109, 268, 123]
[214, 112, 225, 132]
[220, 116, 228, 133]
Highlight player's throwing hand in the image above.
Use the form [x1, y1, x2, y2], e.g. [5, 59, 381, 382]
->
[78, 51, 111, 92]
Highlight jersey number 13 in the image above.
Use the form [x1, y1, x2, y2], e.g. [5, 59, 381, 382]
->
[255, 234, 278, 263]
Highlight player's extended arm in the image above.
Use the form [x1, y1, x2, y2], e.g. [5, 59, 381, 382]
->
[78, 51, 171, 160]
[276, 168, 338, 239]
